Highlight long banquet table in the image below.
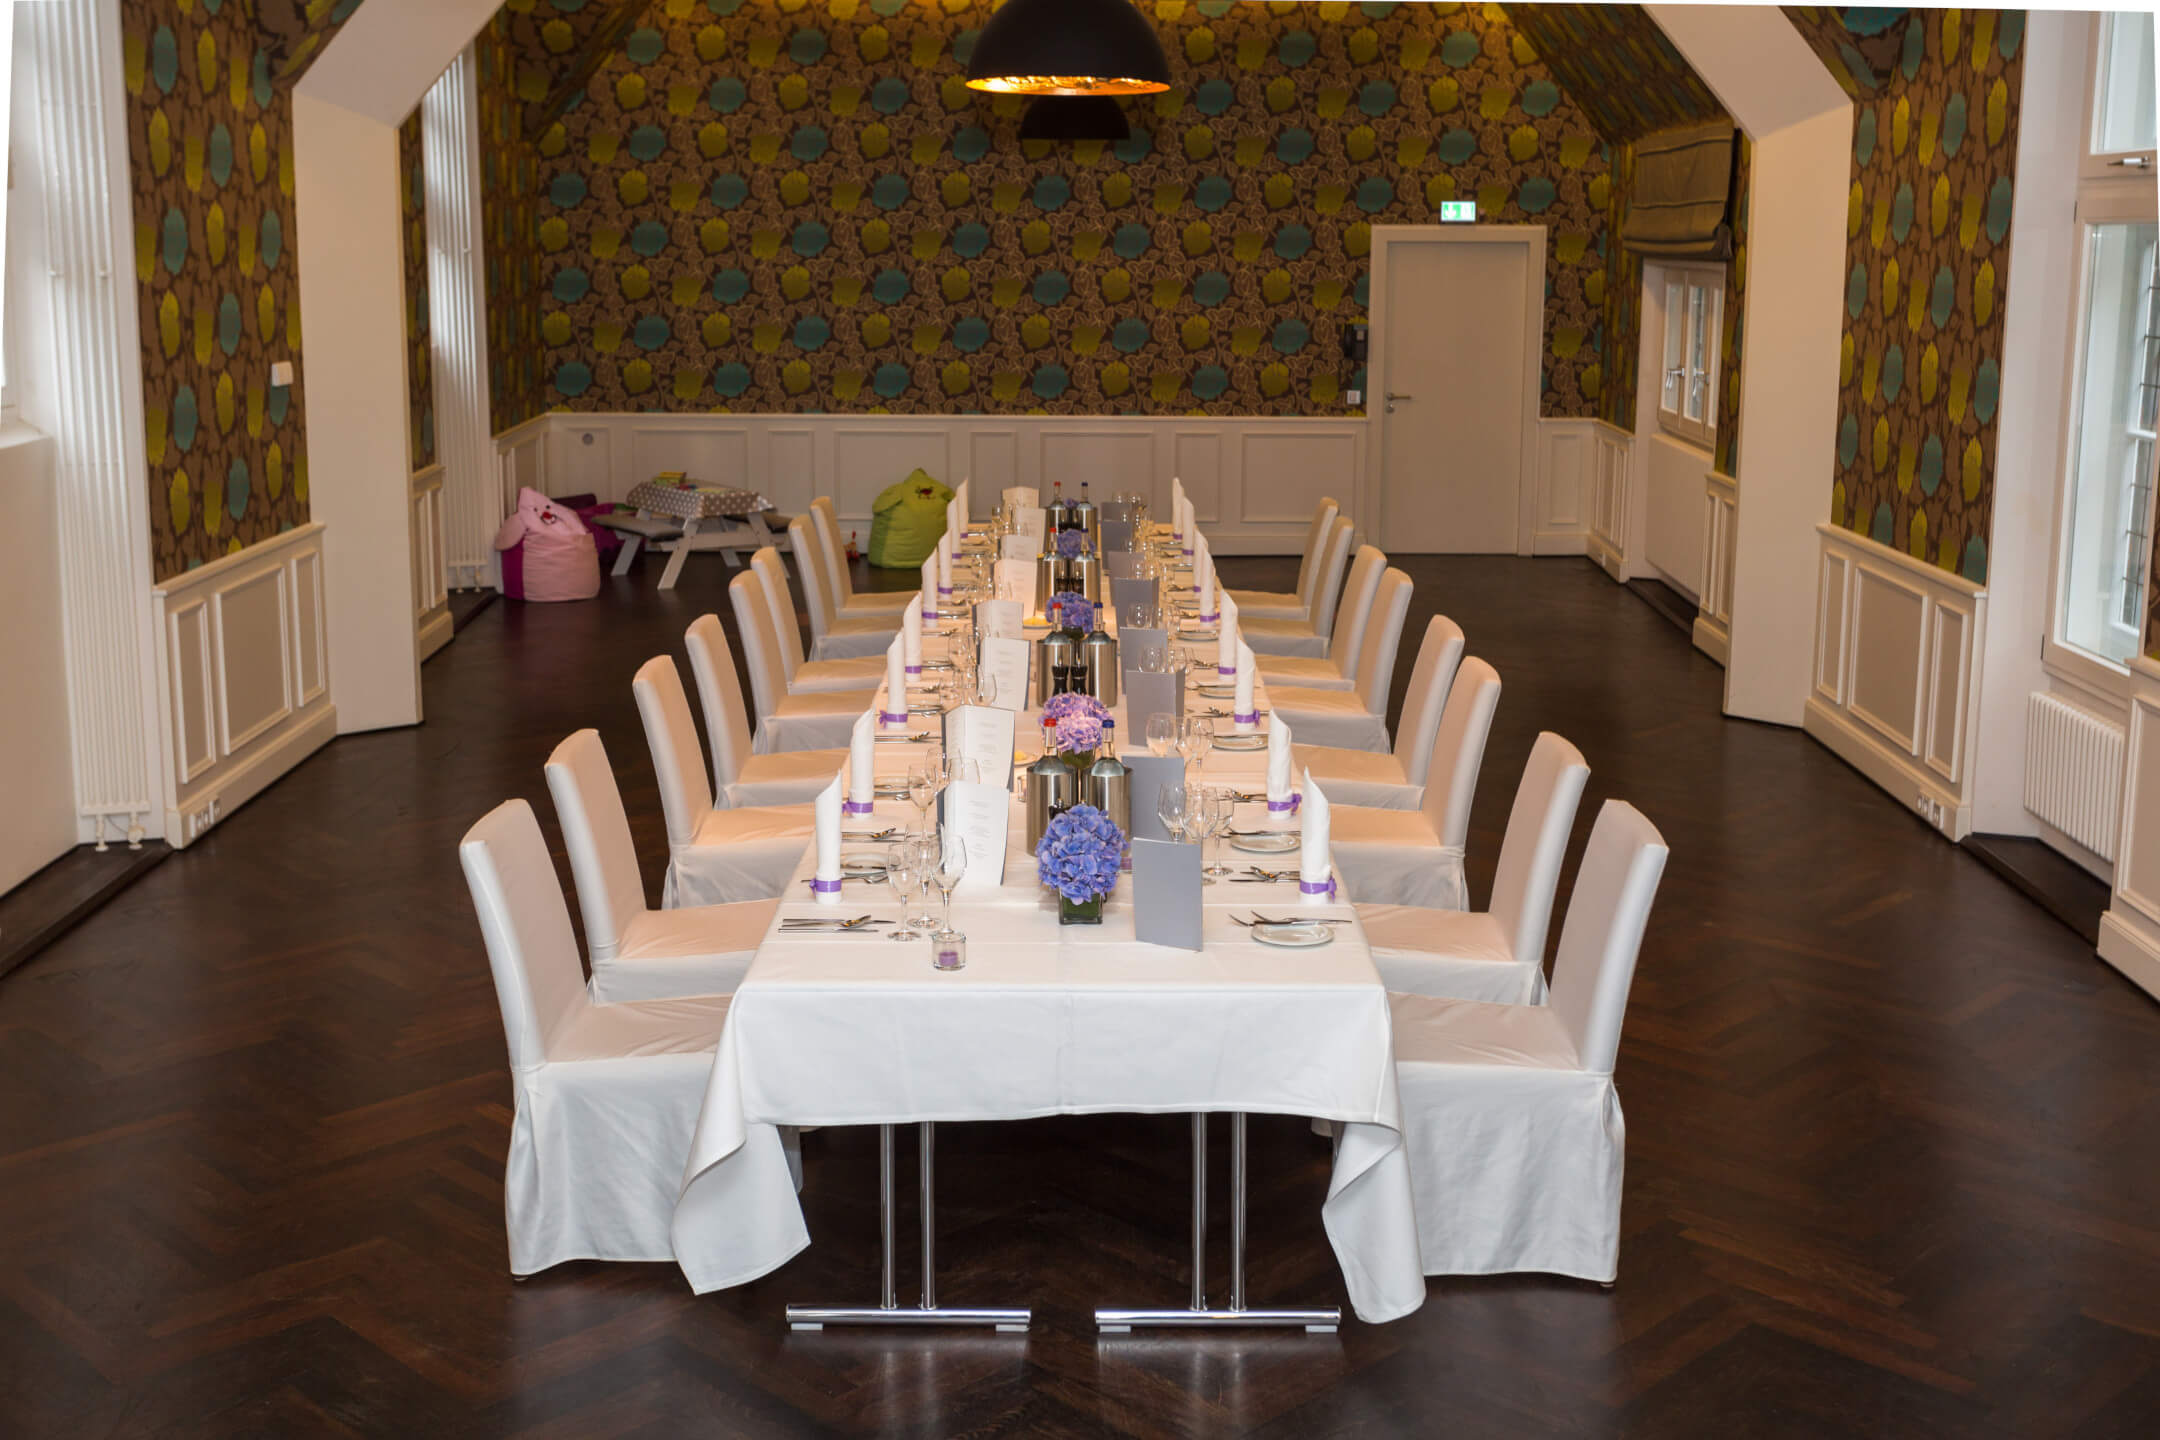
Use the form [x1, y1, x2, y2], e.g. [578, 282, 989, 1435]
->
[670, 563, 1428, 1328]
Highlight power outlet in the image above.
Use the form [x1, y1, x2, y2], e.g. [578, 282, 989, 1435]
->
[1912, 792, 1946, 832]
[186, 797, 222, 841]
[270, 361, 294, 388]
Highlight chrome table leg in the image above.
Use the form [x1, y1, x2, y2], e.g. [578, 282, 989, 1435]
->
[1095, 1113, 1341, 1334]
[787, 1123, 1031, 1333]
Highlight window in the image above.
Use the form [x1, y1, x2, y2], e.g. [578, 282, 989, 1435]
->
[1657, 266, 1721, 449]
[2055, 15, 2160, 669]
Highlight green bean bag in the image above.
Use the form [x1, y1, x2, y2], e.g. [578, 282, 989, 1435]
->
[866, 470, 955, 568]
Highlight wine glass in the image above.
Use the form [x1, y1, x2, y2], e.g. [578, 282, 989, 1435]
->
[1204, 786, 1236, 878]
[931, 831, 968, 937]
[1180, 715, 1214, 771]
[886, 851, 922, 941]
[1155, 783, 1189, 845]
[1146, 714, 1177, 757]
[903, 835, 942, 934]
[907, 765, 937, 835]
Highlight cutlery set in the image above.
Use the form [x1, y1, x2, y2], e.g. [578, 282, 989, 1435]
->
[779, 915, 892, 932]
[1232, 914, 1348, 927]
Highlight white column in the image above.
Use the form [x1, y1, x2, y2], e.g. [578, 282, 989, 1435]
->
[20, 0, 166, 844]
[422, 46, 499, 592]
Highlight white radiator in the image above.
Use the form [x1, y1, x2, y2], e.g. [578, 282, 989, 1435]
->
[2024, 692, 2126, 860]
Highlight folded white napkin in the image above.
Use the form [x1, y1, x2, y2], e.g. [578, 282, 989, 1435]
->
[1217, 593, 1239, 677]
[1180, 496, 1196, 552]
[847, 710, 875, 813]
[1234, 641, 1257, 730]
[937, 535, 952, 593]
[1170, 477, 1184, 535]
[1299, 772, 1332, 896]
[921, 553, 938, 622]
[903, 596, 923, 672]
[1196, 536, 1215, 614]
[814, 776, 843, 904]
[1267, 713, 1294, 811]
[883, 639, 907, 727]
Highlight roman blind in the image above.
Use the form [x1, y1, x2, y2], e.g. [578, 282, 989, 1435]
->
[1622, 122, 1738, 262]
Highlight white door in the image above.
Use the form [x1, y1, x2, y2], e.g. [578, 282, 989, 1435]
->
[1377, 236, 1533, 552]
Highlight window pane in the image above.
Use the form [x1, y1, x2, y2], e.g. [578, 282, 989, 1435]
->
[1661, 281, 1684, 414]
[2096, 10, 2157, 155]
[1684, 285, 1710, 423]
[2061, 221, 2159, 665]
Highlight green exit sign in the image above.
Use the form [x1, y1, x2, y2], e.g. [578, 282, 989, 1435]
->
[1438, 200, 1477, 223]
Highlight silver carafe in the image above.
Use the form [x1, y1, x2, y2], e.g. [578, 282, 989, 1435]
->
[1037, 606, 1080, 698]
[1026, 749, 1079, 851]
[1071, 486, 1099, 549]
[1085, 738, 1130, 840]
[1034, 552, 1060, 616]
[1066, 553, 1101, 604]
[1082, 623, 1118, 706]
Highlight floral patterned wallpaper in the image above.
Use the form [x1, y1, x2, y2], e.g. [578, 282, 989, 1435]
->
[484, 0, 1618, 420]
[123, 0, 360, 581]
[1715, 134, 1751, 478]
[479, 13, 549, 434]
[400, 109, 434, 472]
[1787, 7, 2025, 582]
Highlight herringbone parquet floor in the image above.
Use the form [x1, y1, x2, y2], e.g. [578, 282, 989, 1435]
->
[2, 553, 2155, 1439]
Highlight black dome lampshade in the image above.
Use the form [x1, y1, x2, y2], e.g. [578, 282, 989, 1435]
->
[965, 0, 1172, 97]
[1020, 95, 1132, 142]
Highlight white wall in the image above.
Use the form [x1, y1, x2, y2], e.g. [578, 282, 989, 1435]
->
[0, 428, 77, 890]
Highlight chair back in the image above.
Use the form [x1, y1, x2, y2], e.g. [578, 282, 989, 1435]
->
[1392, 617, 1467, 781]
[810, 497, 855, 604]
[631, 655, 714, 849]
[788, 516, 838, 638]
[1306, 517, 1356, 637]
[1487, 732, 1590, 965]
[458, 799, 589, 1070]
[1324, 546, 1387, 679]
[683, 614, 754, 792]
[1419, 656, 1501, 847]
[543, 730, 648, 963]
[1548, 801, 1668, 1075]
[727, 572, 788, 726]
[1292, 497, 1339, 608]
[1352, 568, 1413, 719]
[749, 546, 807, 681]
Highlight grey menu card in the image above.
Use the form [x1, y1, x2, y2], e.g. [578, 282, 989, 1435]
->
[1123, 668, 1184, 742]
[1099, 519, 1135, 553]
[1110, 575, 1157, 616]
[1123, 756, 1187, 842]
[1118, 623, 1169, 671]
[1131, 839, 1203, 950]
[1103, 552, 1145, 581]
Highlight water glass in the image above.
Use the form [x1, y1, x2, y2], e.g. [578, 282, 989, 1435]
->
[1146, 714, 1177, 757]
[908, 765, 937, 835]
[903, 835, 942, 932]
[1204, 787, 1236, 877]
[1155, 783, 1189, 843]
[886, 853, 922, 941]
[932, 831, 969, 937]
[1180, 716, 1214, 770]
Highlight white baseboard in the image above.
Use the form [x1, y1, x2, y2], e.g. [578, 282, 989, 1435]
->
[1691, 614, 1729, 666]
[1532, 530, 1589, 556]
[1804, 695, 1971, 840]
[2097, 909, 2160, 1002]
[164, 703, 337, 847]
[418, 608, 453, 662]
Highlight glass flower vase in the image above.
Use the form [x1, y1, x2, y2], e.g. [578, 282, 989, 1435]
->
[1059, 893, 1106, 926]
[1060, 748, 1097, 773]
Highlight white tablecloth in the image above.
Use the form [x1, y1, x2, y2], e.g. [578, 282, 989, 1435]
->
[670, 608, 1429, 1324]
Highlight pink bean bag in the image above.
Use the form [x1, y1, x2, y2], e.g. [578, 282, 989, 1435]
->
[494, 488, 601, 602]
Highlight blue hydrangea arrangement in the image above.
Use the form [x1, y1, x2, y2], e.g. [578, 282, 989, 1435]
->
[1036, 803, 1125, 905]
[1054, 529, 1088, 559]
[1054, 714, 1105, 754]
[1050, 591, 1094, 631]
[1041, 692, 1110, 724]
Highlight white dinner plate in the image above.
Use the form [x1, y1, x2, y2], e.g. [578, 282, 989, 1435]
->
[1250, 922, 1334, 949]
[841, 854, 890, 877]
[1196, 684, 1238, 699]
[1213, 733, 1268, 752]
[1230, 831, 1299, 853]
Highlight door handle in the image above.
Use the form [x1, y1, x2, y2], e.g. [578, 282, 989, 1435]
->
[1385, 392, 1412, 414]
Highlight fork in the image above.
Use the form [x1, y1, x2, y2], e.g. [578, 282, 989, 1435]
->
[1233, 914, 1349, 927]
[780, 915, 888, 931]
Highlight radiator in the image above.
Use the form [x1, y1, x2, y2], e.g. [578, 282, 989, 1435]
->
[2024, 692, 2126, 861]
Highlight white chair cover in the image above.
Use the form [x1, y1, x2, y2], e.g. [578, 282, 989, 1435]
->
[1225, 497, 1336, 619]
[1256, 544, 1385, 693]
[543, 729, 777, 1001]
[788, 517, 895, 660]
[1268, 567, 1413, 751]
[631, 655, 815, 904]
[683, 613, 847, 807]
[1293, 616, 1465, 807]
[727, 572, 876, 754]
[1390, 801, 1668, 1281]
[1242, 516, 1355, 657]
[458, 799, 736, 1275]
[1332, 655, 1501, 908]
[811, 497, 913, 616]
[1360, 732, 1589, 1002]
[750, 547, 885, 693]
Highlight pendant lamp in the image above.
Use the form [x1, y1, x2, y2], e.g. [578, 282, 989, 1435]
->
[1019, 95, 1132, 142]
[964, 0, 1172, 97]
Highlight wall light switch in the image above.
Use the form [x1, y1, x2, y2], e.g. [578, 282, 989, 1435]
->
[1345, 388, 1362, 406]
[270, 361, 295, 388]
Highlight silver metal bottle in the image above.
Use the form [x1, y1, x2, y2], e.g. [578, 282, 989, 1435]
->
[1025, 747, 1079, 851]
[1084, 722, 1130, 842]
[1081, 617, 1119, 707]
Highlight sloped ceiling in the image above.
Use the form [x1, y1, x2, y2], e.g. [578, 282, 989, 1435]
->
[254, 0, 368, 84]
[492, 0, 653, 135]
[1782, 6, 1918, 99]
[1501, 3, 1727, 143]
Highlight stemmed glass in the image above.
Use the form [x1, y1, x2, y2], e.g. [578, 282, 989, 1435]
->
[931, 831, 969, 940]
[1155, 784, 1189, 847]
[1203, 786, 1236, 878]
[1179, 715, 1214, 773]
[1146, 714, 1177, 757]
[886, 849, 922, 941]
[908, 765, 937, 836]
[903, 834, 942, 935]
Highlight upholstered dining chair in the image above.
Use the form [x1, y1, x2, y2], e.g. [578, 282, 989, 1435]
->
[459, 798, 736, 1276]
[545, 730, 776, 1002]
[1224, 496, 1337, 620]
[727, 572, 876, 753]
[787, 516, 896, 660]
[631, 655, 815, 906]
[749, 546, 886, 693]
[1356, 732, 1589, 1005]
[1389, 800, 1668, 1283]
[1292, 615, 1466, 808]
[810, 497, 915, 618]
[682, 615, 846, 807]
[1256, 544, 1386, 692]
[1266, 567, 1414, 751]
[1328, 656, 1503, 910]
[1241, 516, 1356, 658]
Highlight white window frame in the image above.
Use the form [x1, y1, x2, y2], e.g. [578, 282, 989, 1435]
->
[2044, 15, 2160, 693]
[1655, 263, 1721, 450]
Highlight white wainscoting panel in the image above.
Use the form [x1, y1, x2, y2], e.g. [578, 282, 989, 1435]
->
[151, 525, 337, 846]
[1802, 524, 1987, 839]
[2098, 662, 2160, 1001]
[1532, 419, 1592, 555]
[411, 463, 451, 660]
[493, 413, 1363, 553]
[1693, 471, 1736, 664]
[1586, 421, 1632, 579]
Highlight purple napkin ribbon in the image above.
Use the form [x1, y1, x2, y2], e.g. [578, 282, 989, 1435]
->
[1299, 878, 1337, 899]
[811, 877, 844, 895]
[1268, 793, 1302, 815]
[842, 800, 875, 816]
[879, 709, 909, 725]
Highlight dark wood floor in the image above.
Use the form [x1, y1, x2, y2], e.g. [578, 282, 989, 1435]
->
[3, 549, 2156, 1438]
